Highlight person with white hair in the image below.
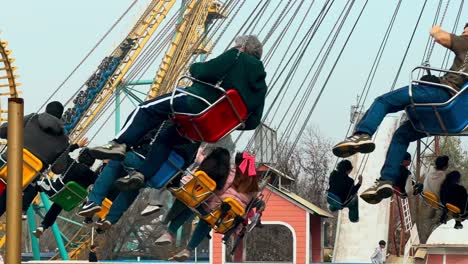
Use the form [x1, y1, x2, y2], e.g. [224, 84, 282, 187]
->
[89, 35, 267, 192]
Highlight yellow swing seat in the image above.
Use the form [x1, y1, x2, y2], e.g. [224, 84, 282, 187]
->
[171, 170, 216, 208]
[421, 191, 442, 209]
[445, 203, 461, 218]
[201, 197, 245, 234]
[95, 198, 113, 219]
[0, 148, 43, 189]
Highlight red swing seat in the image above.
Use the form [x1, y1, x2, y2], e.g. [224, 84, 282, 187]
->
[171, 88, 248, 143]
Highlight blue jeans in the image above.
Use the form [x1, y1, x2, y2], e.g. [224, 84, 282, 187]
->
[328, 195, 359, 222]
[355, 85, 452, 183]
[106, 190, 140, 224]
[88, 152, 143, 206]
[167, 200, 212, 250]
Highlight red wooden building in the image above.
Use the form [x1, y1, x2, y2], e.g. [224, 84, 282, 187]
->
[209, 164, 333, 263]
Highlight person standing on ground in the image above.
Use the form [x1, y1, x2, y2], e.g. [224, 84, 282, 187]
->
[88, 244, 98, 262]
[370, 240, 386, 264]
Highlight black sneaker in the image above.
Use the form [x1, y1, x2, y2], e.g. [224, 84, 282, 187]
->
[440, 210, 448, 224]
[89, 141, 126, 161]
[83, 217, 94, 225]
[455, 221, 463, 229]
[96, 219, 112, 231]
[413, 183, 424, 195]
[332, 134, 375, 158]
[360, 180, 394, 204]
[77, 201, 101, 218]
[114, 171, 145, 192]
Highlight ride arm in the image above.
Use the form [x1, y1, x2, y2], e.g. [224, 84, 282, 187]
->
[189, 48, 239, 82]
[430, 26, 452, 49]
[51, 143, 78, 174]
[0, 113, 34, 139]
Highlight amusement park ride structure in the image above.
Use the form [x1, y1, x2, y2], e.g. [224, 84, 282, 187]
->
[1, 0, 228, 260]
[1, 0, 467, 262]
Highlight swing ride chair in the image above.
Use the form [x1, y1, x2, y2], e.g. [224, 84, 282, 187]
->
[170, 170, 246, 234]
[420, 191, 466, 220]
[326, 192, 355, 210]
[147, 150, 186, 189]
[169, 75, 248, 143]
[45, 178, 112, 217]
[405, 66, 468, 136]
[0, 148, 43, 192]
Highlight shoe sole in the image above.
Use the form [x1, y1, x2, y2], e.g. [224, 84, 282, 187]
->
[33, 231, 43, 239]
[77, 206, 102, 218]
[96, 221, 112, 231]
[88, 148, 125, 161]
[114, 177, 144, 192]
[170, 255, 189, 262]
[83, 218, 94, 225]
[332, 141, 375, 158]
[360, 185, 394, 204]
[141, 207, 161, 217]
[155, 240, 173, 246]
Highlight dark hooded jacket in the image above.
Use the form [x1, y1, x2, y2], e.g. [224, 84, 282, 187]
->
[328, 170, 361, 202]
[185, 48, 267, 130]
[0, 113, 69, 171]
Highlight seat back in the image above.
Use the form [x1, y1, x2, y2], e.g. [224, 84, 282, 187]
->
[201, 197, 245, 234]
[445, 203, 461, 217]
[422, 191, 442, 209]
[50, 181, 88, 212]
[148, 151, 184, 189]
[95, 198, 113, 219]
[0, 179, 5, 196]
[405, 86, 468, 135]
[171, 171, 216, 208]
[0, 148, 43, 189]
[172, 89, 248, 142]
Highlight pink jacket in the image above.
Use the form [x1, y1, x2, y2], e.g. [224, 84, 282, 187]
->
[204, 168, 255, 211]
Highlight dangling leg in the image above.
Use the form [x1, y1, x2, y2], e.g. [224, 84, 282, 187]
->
[333, 84, 451, 158]
[346, 196, 359, 223]
[360, 121, 425, 204]
[114, 125, 195, 192]
[89, 94, 189, 160]
[172, 219, 211, 262]
[34, 203, 63, 238]
[78, 160, 126, 217]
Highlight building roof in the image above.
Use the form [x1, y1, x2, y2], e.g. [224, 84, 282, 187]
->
[268, 185, 333, 218]
[258, 164, 296, 182]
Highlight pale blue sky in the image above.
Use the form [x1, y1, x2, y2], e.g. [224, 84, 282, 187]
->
[0, 0, 466, 149]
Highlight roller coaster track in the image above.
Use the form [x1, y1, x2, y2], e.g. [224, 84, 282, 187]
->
[147, 0, 214, 99]
[0, 36, 20, 120]
[67, 0, 177, 141]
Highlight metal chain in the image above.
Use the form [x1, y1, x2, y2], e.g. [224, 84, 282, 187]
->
[424, 0, 451, 65]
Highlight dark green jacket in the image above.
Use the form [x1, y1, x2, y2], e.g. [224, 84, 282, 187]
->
[185, 48, 267, 130]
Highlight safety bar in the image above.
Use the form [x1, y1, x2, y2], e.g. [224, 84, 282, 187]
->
[409, 66, 467, 105]
[170, 75, 227, 115]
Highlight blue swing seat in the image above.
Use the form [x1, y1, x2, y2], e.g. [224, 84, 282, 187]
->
[148, 151, 185, 189]
[405, 67, 468, 136]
